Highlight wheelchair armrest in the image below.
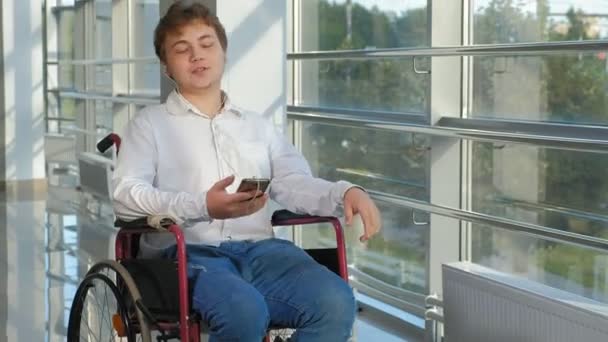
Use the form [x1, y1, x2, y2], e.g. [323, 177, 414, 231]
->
[114, 216, 186, 265]
[114, 217, 149, 229]
[271, 209, 340, 226]
[114, 215, 177, 231]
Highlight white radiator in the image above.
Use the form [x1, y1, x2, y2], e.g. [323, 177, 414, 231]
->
[443, 262, 608, 342]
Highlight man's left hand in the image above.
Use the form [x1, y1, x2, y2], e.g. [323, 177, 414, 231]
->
[343, 187, 382, 242]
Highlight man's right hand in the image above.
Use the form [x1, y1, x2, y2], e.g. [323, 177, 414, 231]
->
[206, 175, 268, 219]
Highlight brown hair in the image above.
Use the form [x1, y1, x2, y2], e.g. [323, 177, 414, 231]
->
[154, 1, 228, 63]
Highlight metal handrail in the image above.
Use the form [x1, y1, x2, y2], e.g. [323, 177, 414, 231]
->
[47, 57, 158, 66]
[287, 106, 608, 153]
[491, 196, 608, 225]
[57, 91, 160, 105]
[288, 40, 608, 60]
[369, 190, 608, 253]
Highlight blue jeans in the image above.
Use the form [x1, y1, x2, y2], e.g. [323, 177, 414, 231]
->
[164, 238, 355, 342]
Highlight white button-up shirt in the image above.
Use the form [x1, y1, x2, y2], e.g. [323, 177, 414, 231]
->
[112, 90, 355, 257]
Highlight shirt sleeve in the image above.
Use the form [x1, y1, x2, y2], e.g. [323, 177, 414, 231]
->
[267, 124, 358, 217]
[111, 110, 211, 224]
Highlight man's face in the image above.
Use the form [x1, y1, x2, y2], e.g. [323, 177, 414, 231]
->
[163, 20, 225, 93]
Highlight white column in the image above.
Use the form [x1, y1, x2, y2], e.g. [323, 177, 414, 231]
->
[427, 0, 465, 340]
[217, 0, 287, 130]
[0, 0, 46, 189]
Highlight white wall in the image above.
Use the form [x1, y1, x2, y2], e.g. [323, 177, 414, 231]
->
[218, 0, 287, 130]
[1, 0, 46, 183]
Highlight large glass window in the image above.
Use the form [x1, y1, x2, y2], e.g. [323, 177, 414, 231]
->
[470, 139, 608, 304]
[131, 0, 161, 96]
[470, 0, 608, 308]
[293, 0, 431, 316]
[299, 0, 428, 51]
[299, 122, 430, 293]
[472, 142, 608, 236]
[56, 8, 76, 90]
[291, 1, 608, 332]
[294, 0, 430, 114]
[300, 122, 429, 200]
[94, 100, 113, 136]
[472, 2, 608, 125]
[468, 0, 608, 305]
[45, 0, 162, 159]
[472, 224, 608, 303]
[293, 58, 430, 113]
[92, 0, 112, 93]
[473, 0, 608, 44]
[472, 53, 608, 125]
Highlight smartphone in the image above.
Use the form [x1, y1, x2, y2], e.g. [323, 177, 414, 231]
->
[237, 178, 271, 196]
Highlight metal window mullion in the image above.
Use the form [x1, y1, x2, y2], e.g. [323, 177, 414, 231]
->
[85, 1, 98, 152]
[460, 0, 474, 264]
[44, 0, 56, 133]
[73, 1, 88, 155]
[427, 1, 465, 341]
[290, 0, 309, 247]
[288, 0, 298, 245]
[112, 0, 131, 135]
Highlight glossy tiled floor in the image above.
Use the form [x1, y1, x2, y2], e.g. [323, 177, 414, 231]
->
[0, 174, 414, 341]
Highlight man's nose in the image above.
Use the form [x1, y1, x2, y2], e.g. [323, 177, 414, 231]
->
[190, 46, 206, 62]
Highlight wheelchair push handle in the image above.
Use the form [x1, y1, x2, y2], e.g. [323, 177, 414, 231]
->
[97, 133, 122, 155]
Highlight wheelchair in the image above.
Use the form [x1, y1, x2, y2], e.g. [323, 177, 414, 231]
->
[67, 134, 349, 342]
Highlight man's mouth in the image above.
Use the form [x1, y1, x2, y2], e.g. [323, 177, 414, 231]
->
[193, 66, 209, 73]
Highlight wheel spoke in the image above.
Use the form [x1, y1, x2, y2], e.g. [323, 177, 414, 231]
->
[71, 263, 149, 342]
[80, 300, 100, 342]
[102, 282, 113, 337]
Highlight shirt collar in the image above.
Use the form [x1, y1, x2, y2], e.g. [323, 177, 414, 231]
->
[165, 89, 242, 118]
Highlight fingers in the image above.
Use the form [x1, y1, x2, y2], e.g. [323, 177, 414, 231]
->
[359, 207, 372, 242]
[228, 191, 257, 203]
[213, 175, 235, 190]
[228, 194, 268, 217]
[226, 190, 264, 203]
[344, 199, 354, 226]
[357, 203, 382, 242]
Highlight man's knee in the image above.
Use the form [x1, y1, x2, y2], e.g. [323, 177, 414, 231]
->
[320, 282, 356, 323]
[306, 274, 356, 330]
[193, 277, 269, 340]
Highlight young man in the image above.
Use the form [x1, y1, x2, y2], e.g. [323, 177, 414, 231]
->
[113, 2, 381, 341]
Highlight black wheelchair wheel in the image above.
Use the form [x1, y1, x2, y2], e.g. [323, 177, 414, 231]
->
[67, 273, 133, 341]
[67, 260, 151, 342]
